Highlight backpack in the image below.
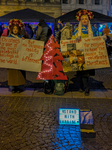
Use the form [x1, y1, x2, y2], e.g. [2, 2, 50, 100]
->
[44, 80, 55, 94]
[54, 79, 69, 95]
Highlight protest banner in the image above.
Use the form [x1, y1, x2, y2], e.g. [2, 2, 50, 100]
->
[0, 37, 44, 72]
[82, 36, 110, 70]
[60, 37, 110, 72]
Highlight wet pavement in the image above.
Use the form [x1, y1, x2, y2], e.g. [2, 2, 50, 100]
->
[0, 96, 112, 150]
[0, 57, 112, 150]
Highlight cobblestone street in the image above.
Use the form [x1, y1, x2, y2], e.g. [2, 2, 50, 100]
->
[0, 96, 112, 150]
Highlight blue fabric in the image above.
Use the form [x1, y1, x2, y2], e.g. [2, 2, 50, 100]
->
[72, 25, 97, 37]
[8, 34, 22, 38]
[58, 24, 63, 30]
[54, 30, 59, 42]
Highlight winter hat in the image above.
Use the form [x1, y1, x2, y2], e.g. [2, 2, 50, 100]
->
[65, 22, 70, 28]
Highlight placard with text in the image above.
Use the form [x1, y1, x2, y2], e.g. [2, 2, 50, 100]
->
[0, 37, 44, 72]
[60, 36, 110, 72]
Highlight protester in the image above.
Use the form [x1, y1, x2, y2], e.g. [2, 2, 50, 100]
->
[72, 10, 97, 96]
[102, 24, 111, 43]
[24, 23, 33, 39]
[36, 19, 49, 44]
[61, 22, 71, 40]
[103, 24, 110, 36]
[32, 25, 38, 39]
[54, 27, 59, 42]
[8, 19, 26, 93]
[57, 20, 64, 43]
[1, 28, 8, 36]
[21, 28, 30, 39]
[57, 20, 64, 31]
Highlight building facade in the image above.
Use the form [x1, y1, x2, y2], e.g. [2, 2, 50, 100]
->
[61, 0, 112, 16]
[0, 0, 112, 19]
[0, 0, 61, 18]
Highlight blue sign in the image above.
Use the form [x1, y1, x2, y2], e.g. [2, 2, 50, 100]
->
[59, 108, 80, 125]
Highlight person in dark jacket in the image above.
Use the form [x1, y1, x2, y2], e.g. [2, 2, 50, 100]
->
[36, 19, 49, 44]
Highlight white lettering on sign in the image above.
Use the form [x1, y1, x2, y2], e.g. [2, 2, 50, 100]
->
[59, 109, 80, 125]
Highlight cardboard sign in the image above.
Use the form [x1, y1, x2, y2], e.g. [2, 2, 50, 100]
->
[59, 108, 80, 125]
[60, 37, 110, 72]
[82, 36, 110, 70]
[60, 39, 77, 52]
[0, 37, 44, 72]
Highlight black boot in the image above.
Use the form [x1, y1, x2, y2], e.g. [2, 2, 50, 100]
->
[84, 88, 90, 96]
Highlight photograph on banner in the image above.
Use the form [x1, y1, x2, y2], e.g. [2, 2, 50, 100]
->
[0, 37, 44, 72]
[60, 39, 85, 72]
[60, 37, 110, 72]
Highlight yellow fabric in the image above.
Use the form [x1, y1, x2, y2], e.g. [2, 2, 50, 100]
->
[72, 32, 89, 39]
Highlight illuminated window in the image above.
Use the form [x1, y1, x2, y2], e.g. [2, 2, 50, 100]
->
[79, 0, 84, 4]
[95, 0, 100, 5]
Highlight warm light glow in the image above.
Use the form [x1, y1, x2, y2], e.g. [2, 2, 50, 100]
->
[38, 39, 54, 80]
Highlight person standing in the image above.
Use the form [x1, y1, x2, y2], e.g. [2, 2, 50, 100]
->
[36, 19, 49, 44]
[8, 19, 26, 93]
[72, 10, 97, 96]
[57, 20, 64, 43]
[61, 22, 71, 40]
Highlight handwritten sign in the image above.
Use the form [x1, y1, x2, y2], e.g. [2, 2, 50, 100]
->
[60, 39, 77, 52]
[60, 37, 110, 72]
[0, 37, 44, 72]
[82, 36, 110, 70]
[59, 108, 80, 125]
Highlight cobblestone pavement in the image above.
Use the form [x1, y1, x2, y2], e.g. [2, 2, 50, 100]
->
[0, 96, 112, 150]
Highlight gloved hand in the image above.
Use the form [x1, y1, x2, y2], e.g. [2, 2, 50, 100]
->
[76, 36, 81, 42]
[102, 34, 107, 41]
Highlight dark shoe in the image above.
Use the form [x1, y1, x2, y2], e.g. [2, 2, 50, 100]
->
[79, 88, 84, 93]
[84, 88, 90, 96]
[12, 89, 17, 93]
[16, 89, 24, 93]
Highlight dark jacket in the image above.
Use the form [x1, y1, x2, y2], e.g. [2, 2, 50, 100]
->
[36, 20, 48, 44]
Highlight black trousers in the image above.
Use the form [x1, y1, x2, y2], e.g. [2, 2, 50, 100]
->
[77, 70, 89, 90]
[79, 76, 89, 90]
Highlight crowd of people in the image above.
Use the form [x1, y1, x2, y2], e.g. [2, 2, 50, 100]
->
[0, 9, 110, 96]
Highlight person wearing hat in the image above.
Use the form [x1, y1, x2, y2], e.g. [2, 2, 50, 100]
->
[8, 19, 26, 93]
[71, 10, 97, 96]
[61, 22, 71, 40]
[36, 19, 49, 44]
